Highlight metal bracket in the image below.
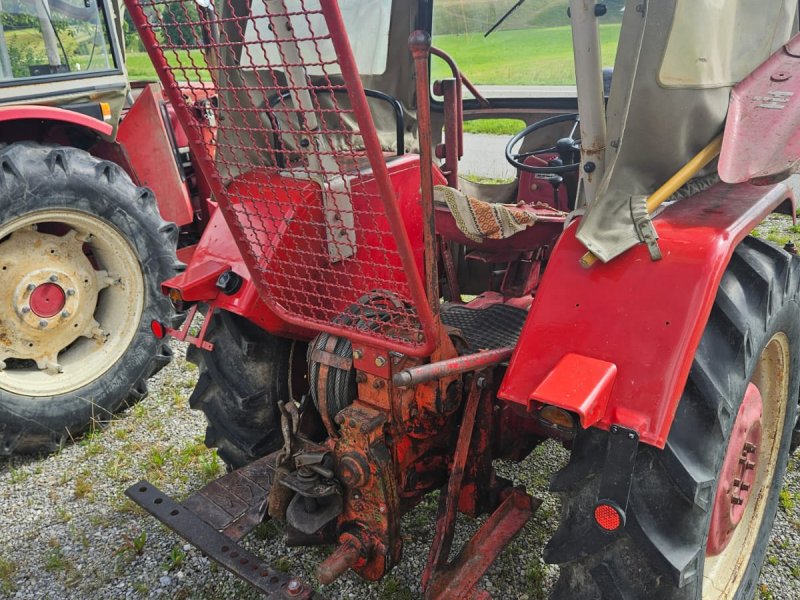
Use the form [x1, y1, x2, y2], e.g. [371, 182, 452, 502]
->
[631, 195, 662, 261]
[596, 424, 640, 525]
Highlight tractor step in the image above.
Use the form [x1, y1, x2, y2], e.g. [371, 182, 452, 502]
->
[125, 476, 323, 599]
[441, 303, 528, 352]
[181, 452, 276, 541]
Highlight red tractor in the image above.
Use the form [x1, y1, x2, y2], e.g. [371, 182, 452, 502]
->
[123, 0, 800, 598]
[0, 0, 214, 454]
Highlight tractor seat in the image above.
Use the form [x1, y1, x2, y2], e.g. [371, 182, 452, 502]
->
[433, 185, 567, 252]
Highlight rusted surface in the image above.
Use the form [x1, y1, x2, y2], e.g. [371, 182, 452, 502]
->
[125, 480, 323, 599]
[394, 346, 514, 388]
[425, 489, 539, 600]
[422, 376, 485, 590]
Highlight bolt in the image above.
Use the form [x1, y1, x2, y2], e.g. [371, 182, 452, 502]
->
[740, 482, 750, 492]
[372, 379, 385, 389]
[61, 310, 69, 318]
[49, 275, 58, 283]
[21, 306, 30, 314]
[374, 356, 386, 367]
[733, 478, 741, 487]
[731, 496, 744, 505]
[353, 349, 363, 360]
[39, 320, 48, 328]
[745, 461, 756, 470]
[583, 161, 596, 173]
[744, 442, 757, 453]
[379, 504, 386, 514]
[66, 289, 75, 296]
[286, 579, 303, 596]
[27, 283, 36, 292]
[627, 432, 636, 440]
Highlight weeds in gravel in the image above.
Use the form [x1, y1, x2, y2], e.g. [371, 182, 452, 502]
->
[44, 541, 71, 573]
[792, 565, 800, 580]
[163, 544, 187, 572]
[200, 449, 222, 482]
[115, 530, 148, 560]
[8, 466, 29, 484]
[0, 556, 17, 594]
[780, 488, 796, 513]
[73, 471, 94, 500]
[379, 574, 414, 600]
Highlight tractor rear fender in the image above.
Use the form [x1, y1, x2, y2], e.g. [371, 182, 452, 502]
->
[498, 177, 800, 448]
[0, 100, 194, 228]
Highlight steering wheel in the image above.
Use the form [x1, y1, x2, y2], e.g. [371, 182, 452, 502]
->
[505, 113, 581, 174]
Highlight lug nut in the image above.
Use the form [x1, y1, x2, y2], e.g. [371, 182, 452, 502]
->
[66, 289, 75, 296]
[27, 283, 36, 292]
[38, 320, 48, 328]
[21, 306, 30, 314]
[49, 275, 58, 282]
[61, 310, 70, 318]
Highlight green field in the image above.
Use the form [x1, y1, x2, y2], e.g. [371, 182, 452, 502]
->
[126, 23, 620, 86]
[431, 24, 621, 86]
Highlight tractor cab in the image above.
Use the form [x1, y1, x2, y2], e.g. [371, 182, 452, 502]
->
[0, 0, 129, 134]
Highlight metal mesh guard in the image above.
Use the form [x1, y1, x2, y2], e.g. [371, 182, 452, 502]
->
[125, 0, 434, 354]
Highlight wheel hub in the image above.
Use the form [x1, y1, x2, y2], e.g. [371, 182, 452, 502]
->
[29, 283, 66, 318]
[706, 382, 763, 557]
[0, 227, 111, 374]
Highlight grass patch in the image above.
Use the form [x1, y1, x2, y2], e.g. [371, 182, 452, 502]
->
[463, 118, 525, 136]
[126, 50, 207, 81]
[779, 488, 795, 513]
[0, 556, 17, 594]
[73, 472, 94, 500]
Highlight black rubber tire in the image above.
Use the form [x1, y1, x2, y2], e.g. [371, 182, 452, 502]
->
[187, 309, 293, 470]
[0, 142, 182, 455]
[546, 236, 800, 600]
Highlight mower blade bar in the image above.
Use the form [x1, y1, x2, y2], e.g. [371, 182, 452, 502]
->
[125, 480, 324, 599]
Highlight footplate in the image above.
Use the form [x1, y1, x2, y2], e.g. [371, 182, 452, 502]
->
[181, 453, 277, 541]
[125, 480, 323, 599]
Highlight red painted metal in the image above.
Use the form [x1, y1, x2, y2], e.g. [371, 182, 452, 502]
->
[720, 33, 800, 183]
[29, 283, 66, 318]
[706, 383, 763, 557]
[530, 353, 617, 428]
[124, 0, 437, 357]
[165, 304, 215, 352]
[499, 179, 799, 448]
[161, 205, 310, 338]
[118, 84, 194, 227]
[0, 105, 113, 137]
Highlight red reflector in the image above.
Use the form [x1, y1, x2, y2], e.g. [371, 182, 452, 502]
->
[594, 504, 622, 531]
[150, 320, 166, 339]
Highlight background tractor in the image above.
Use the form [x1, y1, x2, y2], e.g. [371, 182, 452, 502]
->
[0, 0, 214, 454]
[122, 0, 800, 598]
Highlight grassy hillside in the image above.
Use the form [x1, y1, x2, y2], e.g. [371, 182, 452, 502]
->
[432, 23, 621, 85]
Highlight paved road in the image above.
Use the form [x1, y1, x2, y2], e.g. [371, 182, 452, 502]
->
[459, 133, 517, 180]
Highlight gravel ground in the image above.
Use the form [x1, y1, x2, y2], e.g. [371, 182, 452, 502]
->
[1, 337, 799, 600]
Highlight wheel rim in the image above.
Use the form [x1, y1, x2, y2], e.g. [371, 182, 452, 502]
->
[0, 209, 144, 397]
[702, 333, 791, 599]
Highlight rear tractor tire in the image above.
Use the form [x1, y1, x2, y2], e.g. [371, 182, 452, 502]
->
[187, 309, 294, 470]
[546, 236, 800, 600]
[0, 142, 182, 455]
